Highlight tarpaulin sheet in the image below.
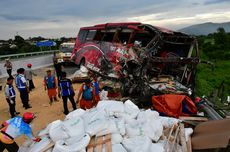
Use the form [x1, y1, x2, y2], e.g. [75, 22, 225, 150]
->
[36, 41, 56, 47]
[152, 94, 197, 118]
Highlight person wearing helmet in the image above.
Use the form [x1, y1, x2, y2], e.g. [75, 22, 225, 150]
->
[76, 78, 95, 110]
[0, 112, 41, 152]
[25, 63, 37, 91]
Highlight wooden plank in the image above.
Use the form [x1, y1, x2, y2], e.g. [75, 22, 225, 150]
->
[40, 142, 55, 152]
[87, 136, 95, 152]
[187, 136, 192, 152]
[169, 125, 180, 152]
[96, 136, 103, 152]
[105, 134, 112, 152]
[165, 124, 176, 152]
[179, 123, 187, 152]
[179, 116, 208, 121]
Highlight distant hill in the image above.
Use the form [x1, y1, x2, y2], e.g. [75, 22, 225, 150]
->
[178, 22, 230, 35]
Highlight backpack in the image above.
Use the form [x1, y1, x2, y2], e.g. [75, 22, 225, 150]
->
[82, 85, 93, 100]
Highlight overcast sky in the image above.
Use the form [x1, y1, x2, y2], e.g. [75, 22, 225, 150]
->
[0, 0, 229, 40]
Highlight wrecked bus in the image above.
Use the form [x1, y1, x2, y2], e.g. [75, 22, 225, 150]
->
[72, 22, 199, 102]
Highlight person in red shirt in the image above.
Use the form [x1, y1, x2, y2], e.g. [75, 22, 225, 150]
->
[76, 79, 95, 110]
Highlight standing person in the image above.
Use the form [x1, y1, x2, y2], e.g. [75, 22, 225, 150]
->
[76, 79, 95, 110]
[4, 59, 12, 77]
[15, 68, 31, 109]
[4, 76, 20, 118]
[54, 60, 63, 86]
[90, 74, 100, 105]
[25, 63, 36, 91]
[44, 69, 58, 105]
[0, 112, 41, 152]
[58, 72, 76, 115]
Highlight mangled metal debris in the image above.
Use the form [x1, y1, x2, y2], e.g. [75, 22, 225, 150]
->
[71, 22, 199, 103]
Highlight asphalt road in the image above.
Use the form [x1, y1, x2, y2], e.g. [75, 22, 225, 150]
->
[0, 54, 53, 78]
[0, 54, 78, 78]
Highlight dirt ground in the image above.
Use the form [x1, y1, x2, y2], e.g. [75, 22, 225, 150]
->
[0, 67, 82, 146]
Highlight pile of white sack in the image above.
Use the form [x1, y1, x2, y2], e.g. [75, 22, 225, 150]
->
[19, 100, 193, 152]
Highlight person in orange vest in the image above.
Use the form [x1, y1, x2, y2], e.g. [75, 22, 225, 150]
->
[44, 69, 58, 105]
[88, 71, 100, 105]
[0, 112, 41, 152]
[76, 79, 95, 110]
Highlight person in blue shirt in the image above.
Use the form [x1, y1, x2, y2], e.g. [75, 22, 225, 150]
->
[0, 112, 41, 152]
[58, 71, 76, 115]
[4, 76, 20, 118]
[15, 68, 31, 109]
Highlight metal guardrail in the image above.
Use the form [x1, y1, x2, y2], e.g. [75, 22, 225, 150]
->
[0, 50, 59, 60]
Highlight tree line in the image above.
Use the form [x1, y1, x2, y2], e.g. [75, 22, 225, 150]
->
[0, 36, 75, 55]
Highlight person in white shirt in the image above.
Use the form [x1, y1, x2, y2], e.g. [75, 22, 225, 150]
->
[4, 59, 12, 77]
[15, 68, 32, 109]
[4, 76, 20, 118]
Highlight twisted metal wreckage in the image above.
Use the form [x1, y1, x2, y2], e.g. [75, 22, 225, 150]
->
[71, 22, 200, 106]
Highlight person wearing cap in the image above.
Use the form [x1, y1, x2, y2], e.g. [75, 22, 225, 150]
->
[15, 68, 31, 109]
[0, 112, 41, 152]
[4, 59, 12, 77]
[44, 69, 58, 105]
[58, 71, 76, 115]
[76, 78, 95, 110]
[25, 63, 37, 91]
[4, 76, 20, 118]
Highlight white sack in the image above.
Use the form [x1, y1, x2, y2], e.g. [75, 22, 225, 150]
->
[99, 90, 109, 100]
[122, 136, 152, 152]
[96, 100, 124, 116]
[159, 116, 180, 128]
[126, 118, 163, 142]
[112, 144, 127, 152]
[185, 128, 193, 142]
[65, 109, 86, 120]
[97, 118, 125, 136]
[62, 116, 85, 139]
[151, 143, 165, 152]
[111, 133, 123, 145]
[137, 109, 159, 122]
[122, 100, 140, 120]
[49, 120, 69, 142]
[125, 119, 145, 137]
[83, 108, 109, 136]
[53, 134, 90, 152]
[27, 136, 53, 152]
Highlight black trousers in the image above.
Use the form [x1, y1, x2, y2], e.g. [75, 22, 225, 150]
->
[6, 98, 16, 118]
[62, 95, 76, 114]
[6, 69, 12, 77]
[0, 140, 19, 152]
[28, 80, 35, 91]
[19, 89, 30, 108]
